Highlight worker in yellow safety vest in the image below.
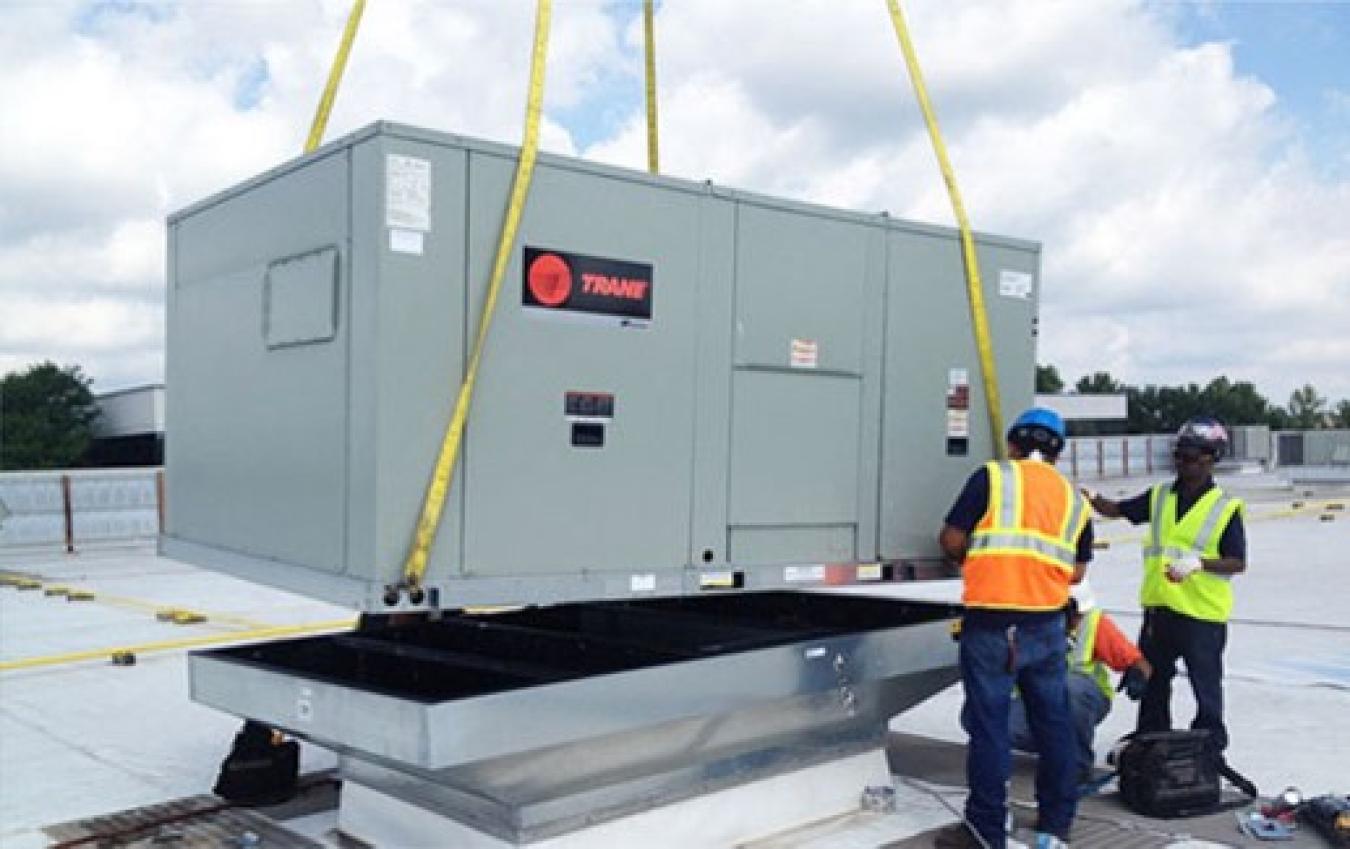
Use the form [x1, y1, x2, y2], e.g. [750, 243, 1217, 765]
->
[1088, 416, 1246, 762]
[1009, 581, 1152, 785]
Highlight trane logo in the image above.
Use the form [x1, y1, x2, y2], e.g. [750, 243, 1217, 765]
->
[581, 273, 649, 301]
[522, 246, 653, 325]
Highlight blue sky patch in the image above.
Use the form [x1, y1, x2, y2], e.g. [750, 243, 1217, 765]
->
[73, 0, 174, 36]
[234, 57, 270, 111]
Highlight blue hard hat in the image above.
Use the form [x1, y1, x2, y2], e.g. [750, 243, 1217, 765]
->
[1008, 407, 1067, 455]
[1010, 407, 1066, 439]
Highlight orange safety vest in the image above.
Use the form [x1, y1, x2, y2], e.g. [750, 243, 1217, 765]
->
[963, 459, 1089, 612]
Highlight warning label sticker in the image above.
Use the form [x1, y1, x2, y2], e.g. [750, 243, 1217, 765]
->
[790, 338, 819, 369]
[386, 154, 431, 231]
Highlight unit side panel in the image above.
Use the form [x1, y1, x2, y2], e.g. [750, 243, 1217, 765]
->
[727, 371, 862, 564]
[732, 204, 869, 374]
[855, 229, 889, 561]
[878, 229, 1039, 560]
[688, 197, 738, 568]
[977, 241, 1039, 417]
[345, 138, 471, 589]
[166, 151, 351, 575]
[726, 205, 876, 564]
[459, 155, 702, 580]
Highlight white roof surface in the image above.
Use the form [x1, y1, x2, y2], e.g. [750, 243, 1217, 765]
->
[2, 469, 1347, 847]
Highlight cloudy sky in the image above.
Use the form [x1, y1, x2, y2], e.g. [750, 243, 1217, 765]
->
[2, 0, 1348, 408]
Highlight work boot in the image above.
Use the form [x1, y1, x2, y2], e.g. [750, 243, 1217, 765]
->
[933, 822, 988, 848]
[934, 821, 1027, 848]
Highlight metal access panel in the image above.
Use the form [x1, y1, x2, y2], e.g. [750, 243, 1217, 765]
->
[880, 226, 1040, 561]
[726, 202, 885, 567]
[164, 121, 1039, 612]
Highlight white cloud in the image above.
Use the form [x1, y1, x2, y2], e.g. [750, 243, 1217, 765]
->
[0, 291, 163, 393]
[1, 0, 1346, 409]
[0, 218, 162, 294]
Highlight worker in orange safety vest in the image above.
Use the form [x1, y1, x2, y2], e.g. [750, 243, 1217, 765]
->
[936, 407, 1093, 849]
[1009, 580, 1152, 786]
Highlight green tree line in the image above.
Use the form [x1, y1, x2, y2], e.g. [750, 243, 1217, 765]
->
[0, 362, 100, 470]
[1036, 365, 1350, 434]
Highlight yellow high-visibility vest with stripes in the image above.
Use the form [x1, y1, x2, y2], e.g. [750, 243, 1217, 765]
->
[1141, 484, 1243, 622]
[1069, 609, 1114, 701]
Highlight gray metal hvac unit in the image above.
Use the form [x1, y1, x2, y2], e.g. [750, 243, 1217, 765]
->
[163, 121, 1039, 612]
[167, 122, 1042, 844]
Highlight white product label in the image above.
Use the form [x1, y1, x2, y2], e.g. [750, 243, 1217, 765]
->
[999, 269, 1033, 300]
[389, 228, 424, 255]
[700, 570, 736, 588]
[630, 573, 656, 592]
[785, 564, 826, 583]
[386, 154, 431, 231]
[947, 409, 970, 437]
[857, 563, 883, 581]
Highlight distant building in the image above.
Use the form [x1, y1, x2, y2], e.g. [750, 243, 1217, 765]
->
[85, 385, 164, 467]
[1034, 392, 1128, 436]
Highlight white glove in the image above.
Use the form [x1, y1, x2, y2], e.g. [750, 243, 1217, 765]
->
[1166, 554, 1202, 582]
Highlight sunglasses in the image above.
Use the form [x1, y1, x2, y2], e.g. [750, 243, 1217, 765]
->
[1173, 448, 1214, 462]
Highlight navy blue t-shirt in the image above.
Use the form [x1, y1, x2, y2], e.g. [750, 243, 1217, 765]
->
[1115, 480, 1245, 560]
[944, 465, 1094, 563]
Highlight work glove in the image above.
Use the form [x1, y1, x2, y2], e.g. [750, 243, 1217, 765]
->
[1166, 554, 1202, 582]
[1118, 665, 1149, 701]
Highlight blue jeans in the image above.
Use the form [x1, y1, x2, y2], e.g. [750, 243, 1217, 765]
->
[1011, 671, 1111, 780]
[960, 612, 1077, 847]
[1137, 607, 1228, 753]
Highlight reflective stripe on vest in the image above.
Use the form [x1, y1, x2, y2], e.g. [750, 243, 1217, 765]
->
[963, 460, 1088, 611]
[1070, 608, 1113, 701]
[1140, 483, 1242, 622]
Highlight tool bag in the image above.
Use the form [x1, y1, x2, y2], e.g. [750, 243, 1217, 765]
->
[1300, 794, 1350, 847]
[212, 720, 300, 806]
[1114, 730, 1222, 818]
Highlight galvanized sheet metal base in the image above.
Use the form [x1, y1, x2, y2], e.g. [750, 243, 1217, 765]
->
[340, 726, 888, 843]
[190, 592, 960, 843]
[339, 747, 894, 848]
[191, 592, 960, 768]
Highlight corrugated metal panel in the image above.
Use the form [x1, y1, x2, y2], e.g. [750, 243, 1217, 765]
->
[0, 469, 159, 548]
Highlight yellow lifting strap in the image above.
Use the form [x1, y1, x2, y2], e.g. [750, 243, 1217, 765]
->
[305, 0, 367, 153]
[399, 0, 554, 593]
[643, 0, 660, 174]
[884, 0, 1006, 458]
